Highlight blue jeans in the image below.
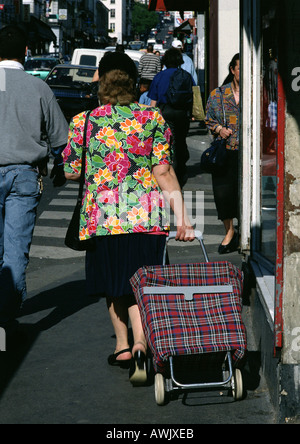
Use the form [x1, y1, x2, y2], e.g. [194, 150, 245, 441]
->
[0, 165, 41, 326]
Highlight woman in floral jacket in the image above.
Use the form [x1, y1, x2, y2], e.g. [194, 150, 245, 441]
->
[63, 51, 194, 386]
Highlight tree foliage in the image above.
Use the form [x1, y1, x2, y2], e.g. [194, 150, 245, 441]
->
[131, 1, 159, 36]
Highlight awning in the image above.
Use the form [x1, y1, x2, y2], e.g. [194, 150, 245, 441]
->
[175, 19, 194, 32]
[29, 16, 56, 42]
[148, 0, 207, 13]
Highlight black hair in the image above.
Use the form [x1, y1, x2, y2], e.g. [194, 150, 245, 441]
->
[0, 25, 28, 60]
[162, 48, 183, 69]
[98, 51, 137, 83]
[222, 53, 240, 85]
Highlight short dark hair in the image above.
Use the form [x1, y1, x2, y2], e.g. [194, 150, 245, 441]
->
[98, 51, 137, 83]
[162, 48, 183, 69]
[0, 25, 28, 60]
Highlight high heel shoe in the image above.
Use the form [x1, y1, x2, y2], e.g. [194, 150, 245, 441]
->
[218, 231, 239, 255]
[129, 350, 147, 386]
[108, 348, 132, 369]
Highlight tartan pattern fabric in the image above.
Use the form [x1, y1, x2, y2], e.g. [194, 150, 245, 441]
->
[130, 262, 247, 374]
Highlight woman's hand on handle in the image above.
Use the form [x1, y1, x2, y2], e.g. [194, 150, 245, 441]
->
[175, 224, 195, 242]
[153, 163, 195, 242]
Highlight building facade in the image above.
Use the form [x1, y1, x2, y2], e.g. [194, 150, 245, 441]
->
[101, 0, 133, 44]
[240, 0, 300, 422]
[0, 0, 110, 55]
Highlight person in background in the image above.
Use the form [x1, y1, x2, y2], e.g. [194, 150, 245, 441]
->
[171, 39, 198, 85]
[205, 53, 240, 254]
[138, 44, 161, 84]
[138, 78, 152, 105]
[148, 48, 194, 187]
[63, 51, 195, 386]
[0, 25, 69, 339]
[115, 43, 125, 53]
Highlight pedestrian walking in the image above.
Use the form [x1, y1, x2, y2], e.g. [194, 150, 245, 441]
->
[63, 51, 195, 386]
[138, 44, 161, 83]
[0, 25, 69, 337]
[138, 78, 151, 105]
[148, 48, 194, 187]
[171, 39, 198, 85]
[205, 53, 240, 254]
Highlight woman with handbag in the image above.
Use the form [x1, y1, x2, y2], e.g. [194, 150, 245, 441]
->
[205, 53, 240, 254]
[62, 51, 195, 386]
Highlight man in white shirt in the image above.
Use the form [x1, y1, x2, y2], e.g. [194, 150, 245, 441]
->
[172, 39, 198, 85]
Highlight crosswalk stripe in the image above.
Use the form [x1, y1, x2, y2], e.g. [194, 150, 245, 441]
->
[66, 183, 80, 189]
[33, 226, 67, 238]
[49, 199, 77, 206]
[39, 211, 73, 220]
[30, 245, 85, 259]
[58, 191, 79, 196]
[185, 201, 216, 210]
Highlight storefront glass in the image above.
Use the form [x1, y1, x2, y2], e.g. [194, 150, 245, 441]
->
[260, 1, 278, 264]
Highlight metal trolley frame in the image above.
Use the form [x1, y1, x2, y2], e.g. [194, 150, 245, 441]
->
[143, 231, 244, 405]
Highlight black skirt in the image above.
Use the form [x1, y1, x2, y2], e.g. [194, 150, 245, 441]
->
[85, 233, 167, 299]
[212, 150, 239, 221]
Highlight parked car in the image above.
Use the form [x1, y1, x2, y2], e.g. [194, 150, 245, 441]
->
[24, 56, 61, 80]
[45, 64, 99, 122]
[71, 48, 142, 70]
[128, 41, 144, 50]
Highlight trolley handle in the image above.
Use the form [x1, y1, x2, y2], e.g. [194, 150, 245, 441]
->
[165, 230, 209, 263]
[167, 230, 203, 242]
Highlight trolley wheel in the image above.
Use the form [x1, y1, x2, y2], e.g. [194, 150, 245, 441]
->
[155, 373, 165, 406]
[232, 368, 243, 401]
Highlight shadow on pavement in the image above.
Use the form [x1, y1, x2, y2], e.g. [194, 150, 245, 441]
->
[0, 280, 99, 399]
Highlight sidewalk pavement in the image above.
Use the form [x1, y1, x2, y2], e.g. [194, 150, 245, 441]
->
[0, 121, 277, 424]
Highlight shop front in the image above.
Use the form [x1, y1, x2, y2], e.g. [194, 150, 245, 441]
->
[240, 0, 300, 421]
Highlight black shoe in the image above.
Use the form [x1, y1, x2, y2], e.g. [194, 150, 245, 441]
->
[218, 232, 239, 255]
[129, 350, 147, 386]
[108, 348, 132, 369]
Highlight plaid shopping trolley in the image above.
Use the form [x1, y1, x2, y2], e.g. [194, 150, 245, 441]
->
[130, 232, 247, 404]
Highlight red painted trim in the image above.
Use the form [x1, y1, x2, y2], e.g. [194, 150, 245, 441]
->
[274, 73, 285, 351]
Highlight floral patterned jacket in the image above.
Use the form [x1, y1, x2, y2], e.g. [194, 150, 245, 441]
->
[63, 103, 172, 240]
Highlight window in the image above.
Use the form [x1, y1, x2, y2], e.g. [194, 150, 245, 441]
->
[110, 9, 115, 18]
[79, 55, 97, 66]
[260, 1, 279, 265]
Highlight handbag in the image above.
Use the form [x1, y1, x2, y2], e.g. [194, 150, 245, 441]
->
[200, 88, 228, 174]
[65, 111, 94, 251]
[192, 86, 205, 121]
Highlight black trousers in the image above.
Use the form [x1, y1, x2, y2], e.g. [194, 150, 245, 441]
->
[160, 104, 190, 185]
[212, 150, 239, 221]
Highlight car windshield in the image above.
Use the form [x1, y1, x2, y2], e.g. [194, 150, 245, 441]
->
[24, 59, 58, 70]
[128, 42, 143, 50]
[46, 67, 96, 86]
